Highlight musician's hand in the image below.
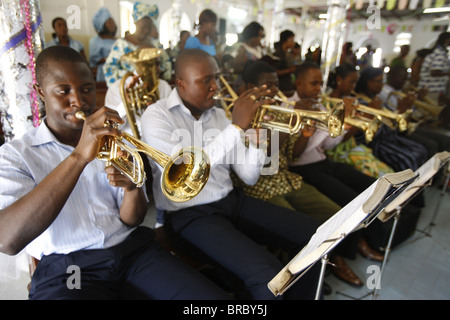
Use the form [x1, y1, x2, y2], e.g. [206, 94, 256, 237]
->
[301, 124, 316, 137]
[417, 88, 428, 101]
[105, 161, 137, 192]
[398, 91, 416, 113]
[343, 97, 358, 117]
[369, 96, 383, 110]
[73, 106, 124, 164]
[232, 86, 274, 130]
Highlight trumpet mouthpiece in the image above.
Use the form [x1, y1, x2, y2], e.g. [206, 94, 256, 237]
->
[75, 111, 86, 120]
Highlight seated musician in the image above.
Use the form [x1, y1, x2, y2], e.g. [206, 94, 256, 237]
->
[230, 60, 372, 287]
[140, 48, 322, 300]
[379, 65, 439, 157]
[354, 67, 429, 172]
[287, 62, 385, 264]
[326, 63, 395, 179]
[0, 46, 229, 300]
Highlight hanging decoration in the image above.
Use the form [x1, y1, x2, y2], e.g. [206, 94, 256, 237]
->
[0, 0, 44, 141]
[409, 0, 420, 10]
[386, 0, 397, 10]
[397, 0, 408, 10]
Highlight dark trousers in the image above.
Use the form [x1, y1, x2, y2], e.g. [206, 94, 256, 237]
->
[164, 188, 322, 300]
[29, 227, 229, 300]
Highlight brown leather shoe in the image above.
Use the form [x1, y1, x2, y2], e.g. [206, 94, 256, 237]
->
[358, 238, 384, 262]
[331, 256, 363, 287]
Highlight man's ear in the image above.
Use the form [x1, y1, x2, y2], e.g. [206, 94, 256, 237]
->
[175, 78, 184, 92]
[33, 84, 45, 103]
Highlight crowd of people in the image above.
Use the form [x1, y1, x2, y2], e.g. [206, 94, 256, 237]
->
[0, 1, 449, 300]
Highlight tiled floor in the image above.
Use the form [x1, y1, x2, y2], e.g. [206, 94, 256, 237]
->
[1, 173, 448, 300]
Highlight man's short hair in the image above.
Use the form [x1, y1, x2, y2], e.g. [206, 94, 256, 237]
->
[174, 49, 214, 79]
[35, 46, 88, 85]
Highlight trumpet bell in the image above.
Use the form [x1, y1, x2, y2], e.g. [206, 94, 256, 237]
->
[75, 111, 210, 203]
[162, 147, 211, 202]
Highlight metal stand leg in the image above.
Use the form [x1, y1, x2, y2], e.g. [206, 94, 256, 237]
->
[417, 170, 449, 237]
[315, 254, 329, 300]
[336, 208, 401, 300]
[372, 208, 401, 300]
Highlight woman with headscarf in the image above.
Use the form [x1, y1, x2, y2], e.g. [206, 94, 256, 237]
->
[89, 7, 117, 82]
[103, 2, 159, 87]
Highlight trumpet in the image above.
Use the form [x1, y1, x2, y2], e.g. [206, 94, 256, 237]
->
[321, 95, 381, 142]
[338, 93, 410, 132]
[75, 111, 210, 203]
[214, 75, 345, 137]
[388, 90, 443, 118]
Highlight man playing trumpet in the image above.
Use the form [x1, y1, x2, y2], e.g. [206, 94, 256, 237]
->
[0, 46, 230, 300]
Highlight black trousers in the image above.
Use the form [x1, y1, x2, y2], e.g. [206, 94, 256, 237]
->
[29, 227, 229, 300]
[164, 188, 322, 300]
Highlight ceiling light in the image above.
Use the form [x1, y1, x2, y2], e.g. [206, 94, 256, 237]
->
[423, 7, 450, 14]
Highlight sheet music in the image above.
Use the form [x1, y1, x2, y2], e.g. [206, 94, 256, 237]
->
[383, 151, 450, 214]
[287, 180, 379, 275]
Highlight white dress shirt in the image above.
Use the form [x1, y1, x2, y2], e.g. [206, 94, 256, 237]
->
[0, 121, 135, 259]
[288, 92, 344, 166]
[141, 88, 266, 212]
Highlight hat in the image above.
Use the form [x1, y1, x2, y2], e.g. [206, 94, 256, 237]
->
[92, 7, 112, 33]
[132, 2, 159, 23]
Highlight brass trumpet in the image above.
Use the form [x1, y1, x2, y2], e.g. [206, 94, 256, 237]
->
[388, 90, 443, 118]
[75, 111, 210, 203]
[333, 93, 410, 132]
[119, 48, 162, 139]
[214, 75, 345, 137]
[321, 95, 381, 142]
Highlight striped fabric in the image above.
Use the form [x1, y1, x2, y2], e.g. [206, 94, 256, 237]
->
[418, 45, 449, 93]
[0, 121, 134, 259]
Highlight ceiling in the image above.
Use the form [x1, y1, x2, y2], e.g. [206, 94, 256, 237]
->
[283, 1, 450, 21]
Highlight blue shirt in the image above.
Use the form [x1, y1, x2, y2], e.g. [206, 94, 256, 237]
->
[89, 35, 116, 82]
[45, 36, 84, 53]
[0, 120, 134, 259]
[184, 36, 216, 56]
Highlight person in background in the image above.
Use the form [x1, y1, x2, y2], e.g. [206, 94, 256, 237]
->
[418, 31, 450, 106]
[231, 22, 265, 75]
[272, 30, 297, 94]
[339, 42, 357, 66]
[390, 44, 410, 69]
[184, 9, 218, 58]
[46, 17, 86, 61]
[149, 22, 172, 82]
[89, 7, 117, 82]
[409, 48, 432, 87]
[167, 30, 190, 74]
[103, 2, 159, 87]
[355, 67, 429, 173]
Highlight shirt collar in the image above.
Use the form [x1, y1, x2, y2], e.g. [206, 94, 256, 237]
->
[31, 118, 74, 150]
[167, 88, 216, 122]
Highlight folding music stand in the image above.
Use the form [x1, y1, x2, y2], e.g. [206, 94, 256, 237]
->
[338, 152, 450, 300]
[267, 170, 418, 300]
